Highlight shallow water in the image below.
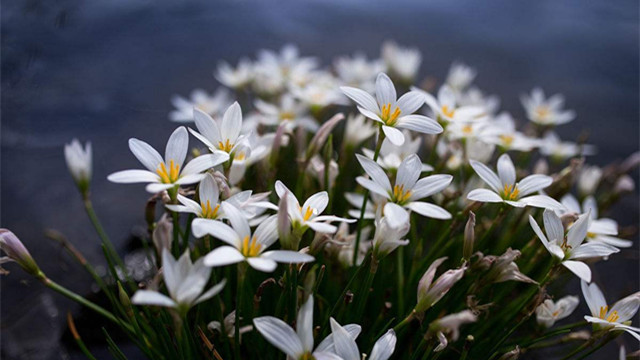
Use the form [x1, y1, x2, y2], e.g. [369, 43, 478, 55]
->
[1, 0, 638, 358]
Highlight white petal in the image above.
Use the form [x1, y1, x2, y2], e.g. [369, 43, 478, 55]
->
[396, 91, 425, 114]
[356, 154, 392, 193]
[340, 86, 379, 114]
[253, 216, 279, 249]
[131, 290, 176, 308]
[297, 295, 314, 352]
[406, 202, 452, 219]
[221, 102, 242, 143]
[383, 203, 410, 228]
[467, 188, 503, 203]
[261, 250, 315, 264]
[194, 279, 227, 305]
[253, 316, 304, 358]
[369, 329, 397, 360]
[193, 108, 222, 145]
[610, 292, 640, 322]
[302, 192, 329, 216]
[529, 215, 551, 252]
[313, 352, 344, 360]
[221, 203, 251, 239]
[316, 324, 362, 352]
[410, 174, 453, 200]
[165, 127, 189, 167]
[192, 219, 240, 247]
[562, 260, 591, 282]
[583, 196, 599, 220]
[519, 195, 564, 210]
[128, 138, 163, 172]
[567, 211, 591, 249]
[330, 318, 361, 360]
[496, 154, 516, 186]
[275, 180, 294, 199]
[203, 246, 245, 267]
[376, 73, 397, 108]
[146, 183, 176, 193]
[396, 115, 443, 135]
[175, 173, 206, 185]
[570, 242, 618, 260]
[396, 154, 421, 190]
[581, 280, 607, 317]
[181, 153, 229, 176]
[518, 174, 553, 196]
[307, 222, 338, 234]
[561, 194, 581, 214]
[469, 160, 502, 192]
[543, 209, 564, 243]
[108, 169, 159, 183]
[199, 173, 220, 204]
[356, 177, 391, 199]
[247, 257, 278, 272]
[382, 125, 405, 146]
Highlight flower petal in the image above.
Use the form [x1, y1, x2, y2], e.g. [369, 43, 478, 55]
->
[330, 318, 361, 360]
[108, 169, 159, 183]
[129, 138, 163, 172]
[567, 211, 591, 249]
[382, 125, 405, 146]
[406, 202, 452, 219]
[396, 154, 421, 190]
[497, 154, 516, 186]
[467, 189, 503, 203]
[396, 115, 443, 135]
[469, 160, 502, 192]
[543, 209, 564, 243]
[131, 290, 176, 308]
[517, 174, 553, 196]
[192, 219, 240, 247]
[253, 316, 304, 358]
[181, 153, 229, 176]
[261, 250, 315, 263]
[203, 246, 245, 267]
[297, 295, 314, 352]
[410, 174, 453, 200]
[194, 108, 222, 145]
[396, 91, 425, 114]
[247, 257, 278, 272]
[519, 195, 564, 210]
[356, 154, 392, 193]
[376, 73, 397, 108]
[570, 242, 619, 260]
[165, 127, 189, 167]
[340, 86, 379, 114]
[369, 329, 397, 360]
[221, 102, 242, 143]
[562, 260, 591, 282]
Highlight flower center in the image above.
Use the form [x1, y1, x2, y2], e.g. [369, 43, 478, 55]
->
[552, 310, 560, 317]
[201, 200, 220, 219]
[235, 152, 246, 161]
[502, 183, 519, 200]
[392, 184, 412, 204]
[441, 105, 455, 118]
[301, 206, 315, 222]
[280, 112, 296, 121]
[462, 124, 473, 135]
[218, 139, 234, 153]
[241, 235, 262, 257]
[535, 106, 550, 120]
[381, 103, 402, 125]
[586, 231, 596, 238]
[499, 134, 514, 146]
[156, 160, 180, 183]
[300, 352, 315, 360]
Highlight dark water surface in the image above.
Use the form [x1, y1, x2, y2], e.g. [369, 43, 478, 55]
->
[2, 0, 638, 359]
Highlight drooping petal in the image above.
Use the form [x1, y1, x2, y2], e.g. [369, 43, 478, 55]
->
[247, 257, 278, 272]
[131, 290, 176, 308]
[203, 246, 245, 267]
[108, 169, 159, 184]
[562, 260, 591, 282]
[192, 219, 240, 247]
[382, 125, 405, 146]
[165, 127, 189, 167]
[406, 202, 452, 219]
[253, 316, 304, 358]
[467, 189, 503, 203]
[496, 154, 516, 186]
[469, 160, 502, 192]
[369, 329, 397, 360]
[261, 250, 315, 264]
[129, 138, 163, 172]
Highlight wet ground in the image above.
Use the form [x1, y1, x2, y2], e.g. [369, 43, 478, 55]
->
[1, 0, 638, 358]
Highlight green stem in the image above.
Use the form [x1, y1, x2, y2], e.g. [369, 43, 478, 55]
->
[83, 198, 128, 274]
[354, 257, 378, 320]
[396, 247, 405, 316]
[352, 128, 385, 266]
[235, 264, 246, 360]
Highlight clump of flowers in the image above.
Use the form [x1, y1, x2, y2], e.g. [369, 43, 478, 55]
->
[3, 43, 638, 360]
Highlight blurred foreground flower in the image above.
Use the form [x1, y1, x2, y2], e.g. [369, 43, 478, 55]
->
[0, 229, 41, 277]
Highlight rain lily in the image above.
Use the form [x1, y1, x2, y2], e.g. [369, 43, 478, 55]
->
[581, 280, 640, 340]
[190, 102, 250, 159]
[341, 73, 442, 146]
[334, 53, 385, 91]
[253, 296, 351, 360]
[416, 257, 466, 312]
[521, 88, 576, 126]
[535, 295, 580, 328]
[418, 85, 486, 123]
[362, 130, 433, 172]
[169, 88, 231, 123]
[458, 86, 501, 115]
[381, 41, 421, 83]
[356, 153, 453, 219]
[371, 203, 410, 260]
[560, 194, 632, 249]
[255, 94, 318, 132]
[529, 210, 619, 282]
[64, 138, 92, 193]
[482, 113, 538, 152]
[467, 153, 563, 210]
[215, 58, 254, 89]
[108, 127, 229, 193]
[329, 318, 397, 360]
[0, 229, 41, 277]
[429, 310, 477, 352]
[446, 61, 476, 93]
[275, 180, 355, 236]
[538, 132, 596, 160]
[131, 249, 226, 315]
[343, 114, 377, 147]
[192, 203, 314, 272]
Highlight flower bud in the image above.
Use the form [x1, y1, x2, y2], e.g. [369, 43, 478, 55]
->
[0, 229, 41, 277]
[152, 215, 173, 255]
[305, 113, 344, 161]
[64, 139, 92, 196]
[577, 165, 602, 196]
[416, 257, 466, 312]
[118, 281, 134, 318]
[463, 212, 475, 261]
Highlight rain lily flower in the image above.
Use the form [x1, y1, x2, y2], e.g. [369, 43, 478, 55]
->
[560, 194, 632, 249]
[192, 203, 314, 272]
[64, 139, 92, 193]
[215, 58, 254, 89]
[371, 203, 411, 260]
[108, 127, 229, 193]
[458, 86, 501, 115]
[275, 180, 355, 235]
[362, 130, 433, 172]
[341, 73, 443, 146]
[521, 88, 576, 126]
[253, 296, 348, 360]
[329, 318, 397, 360]
[529, 210, 619, 282]
[538, 132, 596, 160]
[356, 153, 453, 219]
[535, 295, 580, 328]
[343, 113, 377, 147]
[467, 153, 563, 210]
[581, 280, 640, 340]
[255, 94, 318, 132]
[482, 113, 538, 152]
[131, 249, 226, 315]
[429, 310, 477, 352]
[0, 229, 41, 277]
[190, 102, 250, 159]
[418, 85, 486, 123]
[416, 257, 466, 312]
[446, 61, 476, 93]
[169, 88, 231, 123]
[577, 165, 602, 196]
[228, 132, 276, 186]
[381, 41, 421, 83]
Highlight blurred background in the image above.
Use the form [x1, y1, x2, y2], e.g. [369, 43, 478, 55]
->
[1, 0, 638, 359]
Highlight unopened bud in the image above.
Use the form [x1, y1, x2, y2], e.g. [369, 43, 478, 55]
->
[0, 229, 41, 277]
[117, 281, 134, 318]
[306, 113, 344, 161]
[153, 215, 173, 255]
[64, 139, 92, 196]
[463, 212, 476, 261]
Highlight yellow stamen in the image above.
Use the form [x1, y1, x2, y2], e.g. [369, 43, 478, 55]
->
[392, 184, 412, 204]
[552, 310, 560, 317]
[500, 134, 514, 146]
[587, 232, 596, 238]
[280, 112, 296, 121]
[462, 124, 473, 135]
[241, 235, 262, 257]
[599, 306, 609, 319]
[380, 103, 401, 126]
[235, 152, 246, 161]
[217, 139, 234, 153]
[535, 106, 550, 119]
[156, 160, 180, 184]
[606, 310, 619, 323]
[441, 105, 455, 118]
[200, 200, 220, 219]
[502, 183, 519, 200]
[302, 206, 314, 222]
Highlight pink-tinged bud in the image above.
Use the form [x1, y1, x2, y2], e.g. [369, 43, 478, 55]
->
[0, 229, 41, 277]
[463, 212, 475, 261]
[269, 122, 288, 167]
[152, 215, 173, 255]
[416, 257, 466, 312]
[487, 248, 536, 284]
[305, 113, 344, 160]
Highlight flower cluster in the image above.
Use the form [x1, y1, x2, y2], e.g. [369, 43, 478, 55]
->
[3, 43, 637, 359]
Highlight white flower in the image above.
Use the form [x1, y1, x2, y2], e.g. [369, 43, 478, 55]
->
[481, 112, 538, 152]
[356, 153, 453, 219]
[131, 249, 225, 314]
[107, 127, 229, 193]
[190, 102, 250, 159]
[371, 203, 411, 259]
[343, 114, 377, 147]
[291, 73, 346, 108]
[521, 88, 576, 126]
[381, 41, 421, 82]
[215, 58, 254, 89]
[560, 194, 632, 249]
[581, 280, 640, 340]
[192, 203, 314, 273]
[228, 132, 276, 186]
[341, 73, 443, 146]
[467, 153, 562, 210]
[169, 88, 231, 123]
[429, 310, 477, 352]
[458, 86, 501, 115]
[275, 180, 355, 234]
[416, 257, 466, 312]
[535, 296, 580, 328]
[529, 210, 619, 282]
[253, 296, 352, 360]
[335, 53, 385, 91]
[446, 61, 476, 92]
[418, 85, 487, 123]
[254, 94, 318, 132]
[362, 130, 433, 172]
[329, 317, 397, 360]
[64, 139, 92, 190]
[538, 132, 596, 160]
[577, 165, 602, 196]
